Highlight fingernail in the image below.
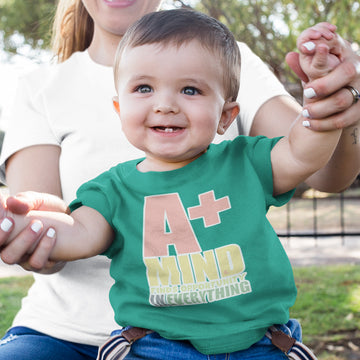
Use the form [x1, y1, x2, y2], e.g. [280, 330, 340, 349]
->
[31, 221, 42, 233]
[47, 228, 56, 238]
[0, 218, 13, 232]
[302, 120, 311, 128]
[304, 88, 317, 99]
[356, 62, 360, 75]
[302, 109, 310, 118]
[303, 41, 316, 51]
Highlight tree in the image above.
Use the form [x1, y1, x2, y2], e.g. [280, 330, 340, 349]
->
[0, 0, 56, 54]
[1, 0, 359, 100]
[174, 0, 360, 101]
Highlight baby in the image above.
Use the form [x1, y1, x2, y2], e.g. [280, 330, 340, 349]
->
[2, 9, 340, 360]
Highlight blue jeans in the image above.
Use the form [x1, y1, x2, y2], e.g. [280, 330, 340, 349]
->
[112, 319, 302, 360]
[0, 327, 99, 360]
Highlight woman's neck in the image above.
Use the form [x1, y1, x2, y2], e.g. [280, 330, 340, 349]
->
[87, 29, 122, 66]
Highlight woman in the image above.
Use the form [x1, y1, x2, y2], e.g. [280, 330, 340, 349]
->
[0, 1, 359, 359]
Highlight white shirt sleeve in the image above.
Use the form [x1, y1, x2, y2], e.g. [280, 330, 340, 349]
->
[215, 42, 292, 142]
[237, 42, 292, 135]
[0, 67, 60, 183]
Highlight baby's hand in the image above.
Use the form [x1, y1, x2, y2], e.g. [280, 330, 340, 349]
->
[286, 22, 337, 82]
[300, 38, 341, 81]
[0, 192, 67, 271]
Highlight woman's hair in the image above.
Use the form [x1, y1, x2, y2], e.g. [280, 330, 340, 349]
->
[114, 9, 241, 102]
[51, 0, 94, 63]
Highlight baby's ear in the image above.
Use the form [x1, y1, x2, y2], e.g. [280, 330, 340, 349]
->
[112, 96, 120, 114]
[217, 101, 240, 135]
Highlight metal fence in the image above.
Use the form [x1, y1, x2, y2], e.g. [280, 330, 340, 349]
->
[267, 185, 360, 245]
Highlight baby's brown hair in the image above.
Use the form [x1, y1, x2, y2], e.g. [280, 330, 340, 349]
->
[114, 9, 241, 102]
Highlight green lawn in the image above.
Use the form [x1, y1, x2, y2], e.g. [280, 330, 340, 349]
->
[292, 265, 360, 338]
[291, 265, 360, 359]
[0, 276, 34, 335]
[1, 265, 359, 359]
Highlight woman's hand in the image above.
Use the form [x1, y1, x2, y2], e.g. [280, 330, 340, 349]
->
[0, 191, 68, 272]
[286, 22, 360, 130]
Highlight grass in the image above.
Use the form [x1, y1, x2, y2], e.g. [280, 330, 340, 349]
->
[1, 266, 360, 359]
[291, 265, 360, 338]
[291, 265, 360, 359]
[0, 276, 34, 335]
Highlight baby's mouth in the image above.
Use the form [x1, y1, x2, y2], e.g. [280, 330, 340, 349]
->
[153, 126, 182, 133]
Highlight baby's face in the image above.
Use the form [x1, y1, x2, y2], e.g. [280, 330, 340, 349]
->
[114, 40, 234, 171]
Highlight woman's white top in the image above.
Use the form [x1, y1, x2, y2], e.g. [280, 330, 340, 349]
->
[0, 43, 290, 346]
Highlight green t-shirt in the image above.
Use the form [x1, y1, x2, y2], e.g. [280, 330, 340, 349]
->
[70, 135, 297, 354]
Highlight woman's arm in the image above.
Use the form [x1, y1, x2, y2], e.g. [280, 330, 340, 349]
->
[271, 115, 342, 196]
[0, 65, 68, 271]
[0, 145, 65, 271]
[2, 205, 114, 264]
[6, 145, 62, 195]
[251, 24, 360, 192]
[251, 94, 360, 193]
[303, 123, 359, 192]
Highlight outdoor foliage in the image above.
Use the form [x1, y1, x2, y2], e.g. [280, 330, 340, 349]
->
[1, 0, 360, 99]
[176, 0, 360, 100]
[0, 0, 56, 53]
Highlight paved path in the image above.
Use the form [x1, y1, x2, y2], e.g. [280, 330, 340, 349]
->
[1, 236, 360, 278]
[281, 236, 360, 267]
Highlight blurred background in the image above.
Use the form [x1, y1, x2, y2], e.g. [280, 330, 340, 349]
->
[1, 0, 360, 232]
[1, 2, 360, 358]
[1, 0, 360, 132]
[1, 0, 360, 237]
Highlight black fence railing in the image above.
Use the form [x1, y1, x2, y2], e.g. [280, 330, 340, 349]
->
[267, 186, 360, 245]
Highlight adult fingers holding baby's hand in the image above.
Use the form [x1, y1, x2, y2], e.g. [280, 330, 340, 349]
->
[286, 23, 337, 83]
[0, 219, 43, 265]
[0, 219, 62, 273]
[302, 54, 360, 131]
[19, 228, 61, 272]
[0, 191, 67, 272]
[297, 22, 337, 50]
[302, 99, 360, 131]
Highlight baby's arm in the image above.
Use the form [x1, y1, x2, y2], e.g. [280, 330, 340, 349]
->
[5, 206, 114, 261]
[271, 38, 342, 195]
[271, 116, 341, 196]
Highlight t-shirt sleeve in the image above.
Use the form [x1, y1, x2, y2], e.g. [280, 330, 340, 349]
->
[0, 69, 60, 183]
[69, 174, 114, 227]
[69, 170, 123, 258]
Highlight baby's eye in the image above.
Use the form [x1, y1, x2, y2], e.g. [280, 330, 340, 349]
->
[182, 87, 200, 96]
[136, 85, 152, 93]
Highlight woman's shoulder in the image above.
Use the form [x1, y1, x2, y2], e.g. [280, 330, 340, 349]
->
[18, 51, 90, 88]
[236, 41, 254, 57]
